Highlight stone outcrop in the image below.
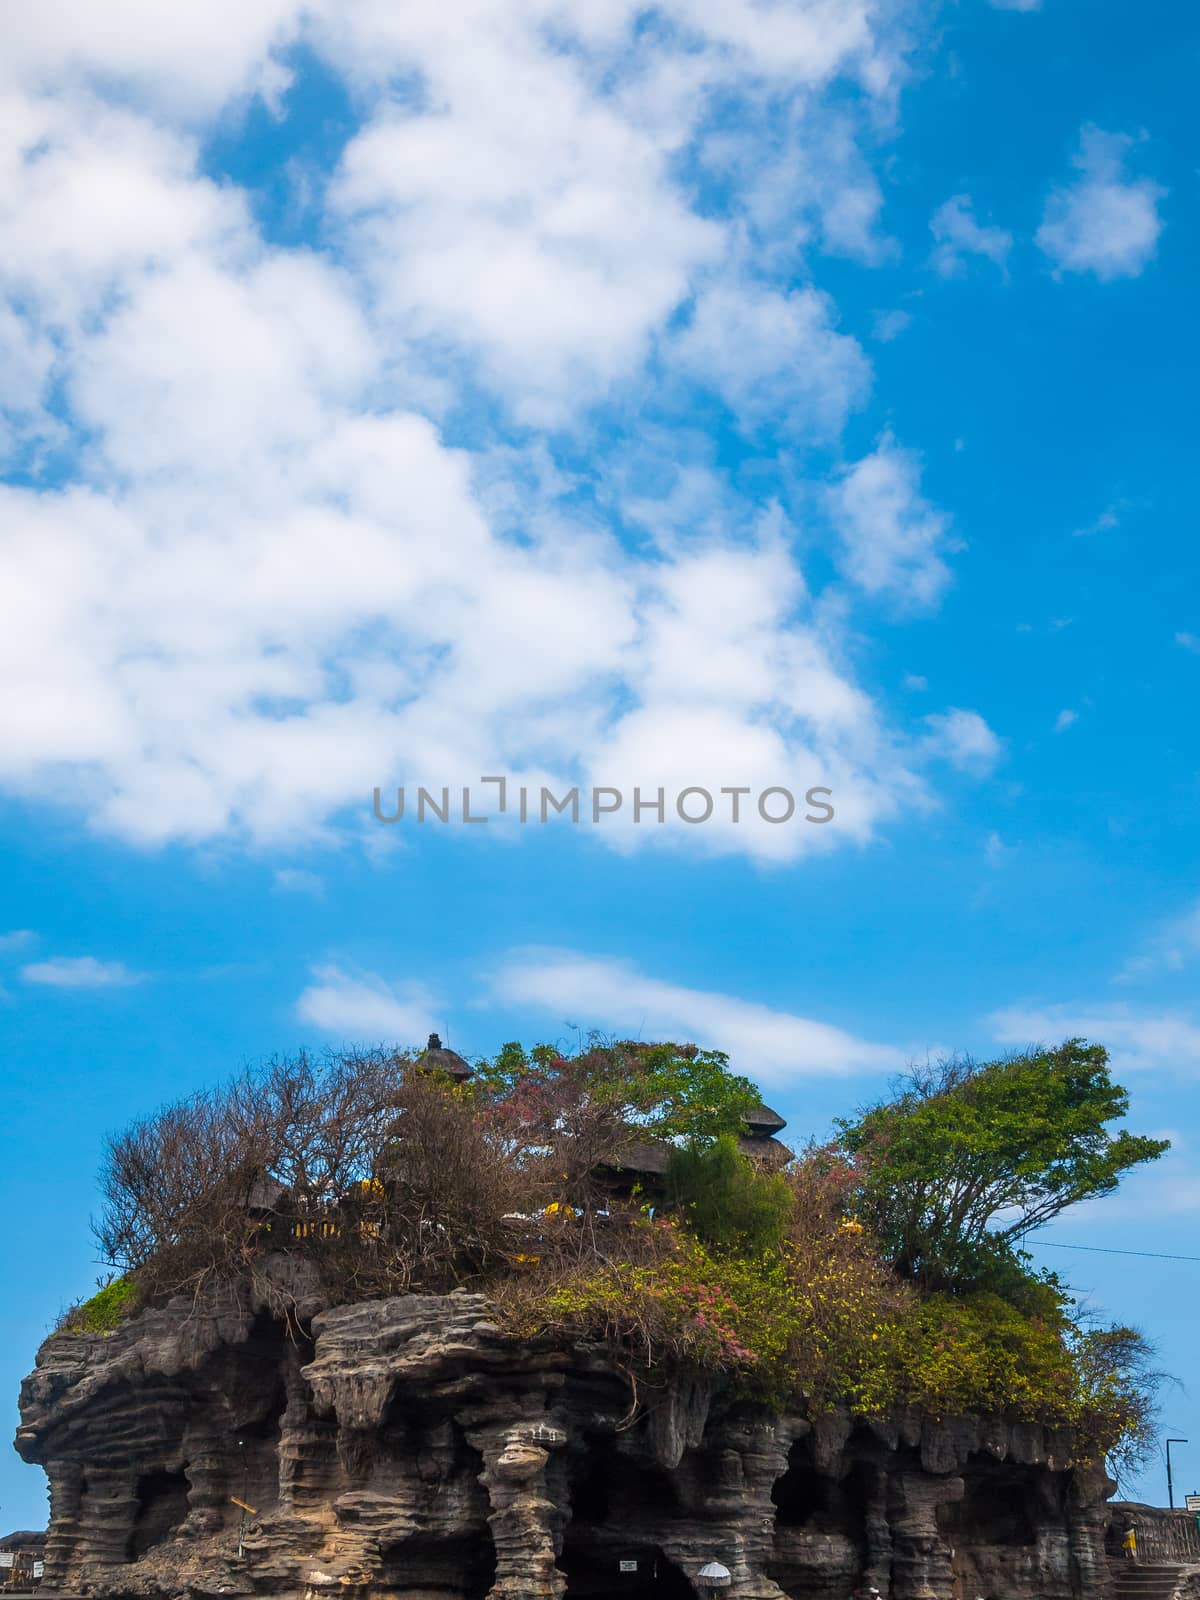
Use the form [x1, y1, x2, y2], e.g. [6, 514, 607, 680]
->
[16, 1274, 1117, 1600]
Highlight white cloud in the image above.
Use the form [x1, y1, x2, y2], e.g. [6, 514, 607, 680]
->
[929, 194, 1011, 277]
[274, 868, 325, 896]
[988, 0, 1040, 11]
[296, 964, 436, 1043]
[490, 948, 898, 1086]
[0, 929, 36, 954]
[921, 708, 1003, 775]
[872, 308, 913, 342]
[1054, 708, 1078, 733]
[1176, 632, 1200, 655]
[1073, 504, 1120, 538]
[331, 74, 721, 425]
[1037, 125, 1165, 282]
[673, 280, 870, 439]
[0, 0, 307, 118]
[1117, 896, 1200, 982]
[984, 830, 1013, 865]
[828, 435, 954, 609]
[1032, 1157, 1200, 1231]
[21, 955, 143, 988]
[0, 0, 972, 865]
[706, 105, 897, 270]
[989, 1003, 1200, 1075]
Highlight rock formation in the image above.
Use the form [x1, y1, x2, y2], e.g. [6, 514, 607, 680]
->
[16, 1275, 1116, 1600]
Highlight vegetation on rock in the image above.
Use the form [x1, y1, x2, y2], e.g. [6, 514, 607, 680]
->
[59, 1276, 137, 1335]
[91, 1033, 1166, 1474]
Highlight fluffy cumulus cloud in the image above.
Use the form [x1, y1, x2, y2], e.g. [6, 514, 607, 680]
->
[920, 708, 1002, 775]
[0, 0, 990, 864]
[489, 948, 899, 1085]
[1037, 125, 1166, 282]
[673, 281, 870, 438]
[827, 435, 954, 610]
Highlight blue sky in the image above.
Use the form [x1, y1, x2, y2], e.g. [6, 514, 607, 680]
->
[2, 0, 1198, 1528]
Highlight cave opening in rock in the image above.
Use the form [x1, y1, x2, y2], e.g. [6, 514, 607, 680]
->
[561, 1437, 694, 1597]
[568, 1436, 681, 1526]
[772, 1442, 874, 1533]
[558, 1538, 698, 1600]
[126, 1468, 190, 1559]
[939, 1467, 1038, 1548]
[769, 1446, 874, 1599]
[221, 1312, 292, 1514]
[772, 1450, 829, 1527]
[378, 1529, 497, 1599]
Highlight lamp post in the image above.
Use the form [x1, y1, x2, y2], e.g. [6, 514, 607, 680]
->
[1167, 1440, 1188, 1510]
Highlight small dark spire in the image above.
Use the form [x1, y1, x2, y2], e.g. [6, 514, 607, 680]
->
[417, 1031, 472, 1081]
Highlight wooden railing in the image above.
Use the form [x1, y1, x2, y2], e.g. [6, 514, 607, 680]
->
[1111, 1503, 1200, 1564]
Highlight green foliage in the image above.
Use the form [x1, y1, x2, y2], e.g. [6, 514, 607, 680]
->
[502, 1225, 1157, 1465]
[835, 1039, 1169, 1293]
[1069, 1322, 1163, 1482]
[473, 1037, 763, 1145]
[667, 1135, 794, 1256]
[857, 1291, 1079, 1418]
[64, 1277, 137, 1335]
[505, 1225, 765, 1375]
[94, 1029, 1165, 1474]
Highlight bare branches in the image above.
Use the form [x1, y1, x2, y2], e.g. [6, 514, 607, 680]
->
[94, 1048, 533, 1308]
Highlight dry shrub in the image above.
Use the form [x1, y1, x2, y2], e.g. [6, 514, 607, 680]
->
[96, 1051, 532, 1309]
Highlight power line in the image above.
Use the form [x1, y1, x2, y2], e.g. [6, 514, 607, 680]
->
[1035, 1241, 1200, 1263]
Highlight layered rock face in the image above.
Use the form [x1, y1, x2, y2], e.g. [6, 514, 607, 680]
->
[16, 1279, 1114, 1600]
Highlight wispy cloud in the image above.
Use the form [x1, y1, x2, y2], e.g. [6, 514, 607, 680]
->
[989, 1002, 1200, 1074]
[1117, 897, 1200, 982]
[1037, 125, 1165, 281]
[929, 194, 1012, 278]
[1054, 709, 1078, 733]
[984, 830, 1015, 865]
[1176, 632, 1200, 656]
[273, 867, 324, 896]
[872, 308, 913, 343]
[1073, 504, 1121, 538]
[0, 929, 36, 954]
[21, 956, 144, 989]
[1038, 1155, 1200, 1229]
[489, 948, 899, 1086]
[296, 964, 436, 1044]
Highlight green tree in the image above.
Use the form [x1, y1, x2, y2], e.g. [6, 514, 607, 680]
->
[473, 1037, 761, 1144]
[834, 1039, 1168, 1294]
[667, 1134, 794, 1256]
[472, 1038, 763, 1209]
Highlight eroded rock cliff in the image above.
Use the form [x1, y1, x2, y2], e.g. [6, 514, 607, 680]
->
[16, 1276, 1114, 1600]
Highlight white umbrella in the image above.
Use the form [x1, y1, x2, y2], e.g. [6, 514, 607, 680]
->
[697, 1561, 732, 1589]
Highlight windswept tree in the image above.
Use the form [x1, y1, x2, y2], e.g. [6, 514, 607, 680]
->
[834, 1039, 1168, 1294]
